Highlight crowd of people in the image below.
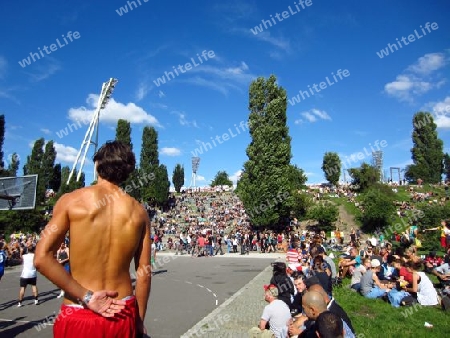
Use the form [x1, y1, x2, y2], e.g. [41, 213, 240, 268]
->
[248, 221, 450, 338]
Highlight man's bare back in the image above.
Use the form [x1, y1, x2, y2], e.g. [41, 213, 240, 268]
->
[35, 141, 151, 337]
[63, 180, 148, 304]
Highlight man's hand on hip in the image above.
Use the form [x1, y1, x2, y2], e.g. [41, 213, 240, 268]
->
[86, 291, 126, 317]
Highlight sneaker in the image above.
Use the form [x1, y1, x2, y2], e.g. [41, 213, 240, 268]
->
[34, 300, 39, 305]
[17, 302, 22, 307]
[57, 291, 64, 298]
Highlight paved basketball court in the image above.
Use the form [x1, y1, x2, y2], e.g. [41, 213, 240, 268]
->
[0, 254, 276, 337]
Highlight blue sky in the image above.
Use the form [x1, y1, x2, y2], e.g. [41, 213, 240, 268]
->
[1, 0, 450, 187]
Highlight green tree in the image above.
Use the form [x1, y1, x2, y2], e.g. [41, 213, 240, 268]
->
[172, 164, 184, 193]
[307, 202, 339, 232]
[23, 138, 48, 204]
[42, 140, 57, 187]
[211, 171, 233, 187]
[23, 138, 45, 176]
[49, 164, 61, 192]
[115, 119, 133, 150]
[359, 187, 396, 232]
[0, 115, 5, 174]
[115, 119, 139, 199]
[237, 75, 294, 227]
[348, 162, 380, 192]
[0, 209, 47, 236]
[153, 164, 170, 206]
[322, 152, 341, 187]
[287, 164, 308, 189]
[57, 166, 84, 198]
[140, 126, 159, 202]
[404, 112, 444, 183]
[290, 191, 313, 221]
[444, 153, 450, 182]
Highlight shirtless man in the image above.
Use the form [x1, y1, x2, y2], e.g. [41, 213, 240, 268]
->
[35, 141, 151, 338]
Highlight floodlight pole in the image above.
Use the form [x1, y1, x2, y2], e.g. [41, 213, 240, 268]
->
[67, 78, 118, 185]
[190, 157, 200, 189]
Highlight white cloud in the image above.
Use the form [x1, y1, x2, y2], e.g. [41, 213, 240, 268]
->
[299, 109, 331, 123]
[161, 147, 181, 156]
[171, 111, 199, 128]
[40, 128, 51, 135]
[135, 82, 152, 101]
[428, 96, 450, 129]
[54, 142, 81, 164]
[158, 90, 165, 98]
[191, 61, 255, 84]
[68, 94, 160, 127]
[407, 53, 447, 76]
[196, 175, 205, 182]
[0, 56, 7, 79]
[229, 169, 242, 183]
[252, 31, 290, 52]
[384, 52, 448, 103]
[23, 57, 61, 82]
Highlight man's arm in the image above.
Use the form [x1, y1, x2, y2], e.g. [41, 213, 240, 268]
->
[134, 210, 152, 325]
[35, 194, 87, 301]
[35, 194, 125, 317]
[259, 319, 268, 331]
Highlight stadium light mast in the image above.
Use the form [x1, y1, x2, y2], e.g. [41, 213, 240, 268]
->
[190, 157, 200, 188]
[67, 78, 118, 184]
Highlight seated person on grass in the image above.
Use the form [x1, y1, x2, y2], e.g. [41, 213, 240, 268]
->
[350, 258, 369, 292]
[249, 284, 291, 338]
[424, 251, 444, 274]
[432, 261, 450, 287]
[360, 259, 394, 299]
[392, 258, 413, 286]
[338, 247, 361, 279]
[402, 261, 439, 306]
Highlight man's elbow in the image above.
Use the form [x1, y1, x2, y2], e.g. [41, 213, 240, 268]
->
[34, 253, 45, 271]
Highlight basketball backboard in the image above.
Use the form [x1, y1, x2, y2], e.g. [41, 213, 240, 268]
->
[0, 175, 38, 210]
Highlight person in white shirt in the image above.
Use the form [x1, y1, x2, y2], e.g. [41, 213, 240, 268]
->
[18, 245, 39, 307]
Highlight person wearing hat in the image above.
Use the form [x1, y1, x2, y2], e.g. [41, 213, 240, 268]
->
[248, 284, 291, 338]
[359, 259, 394, 299]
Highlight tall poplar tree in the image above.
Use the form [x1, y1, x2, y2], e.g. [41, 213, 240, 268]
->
[405, 112, 444, 183]
[115, 119, 139, 199]
[115, 119, 133, 150]
[154, 164, 170, 206]
[444, 153, 450, 182]
[322, 152, 341, 186]
[23, 139, 57, 204]
[172, 164, 184, 193]
[237, 75, 293, 227]
[140, 126, 159, 201]
[0, 115, 5, 173]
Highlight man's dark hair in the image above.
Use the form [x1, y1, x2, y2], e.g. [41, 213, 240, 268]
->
[316, 311, 344, 338]
[93, 141, 136, 185]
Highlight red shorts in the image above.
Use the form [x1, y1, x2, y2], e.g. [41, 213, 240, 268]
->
[441, 237, 447, 248]
[53, 297, 138, 338]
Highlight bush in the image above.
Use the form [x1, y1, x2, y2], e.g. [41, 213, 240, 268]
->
[307, 202, 339, 232]
[359, 187, 396, 233]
